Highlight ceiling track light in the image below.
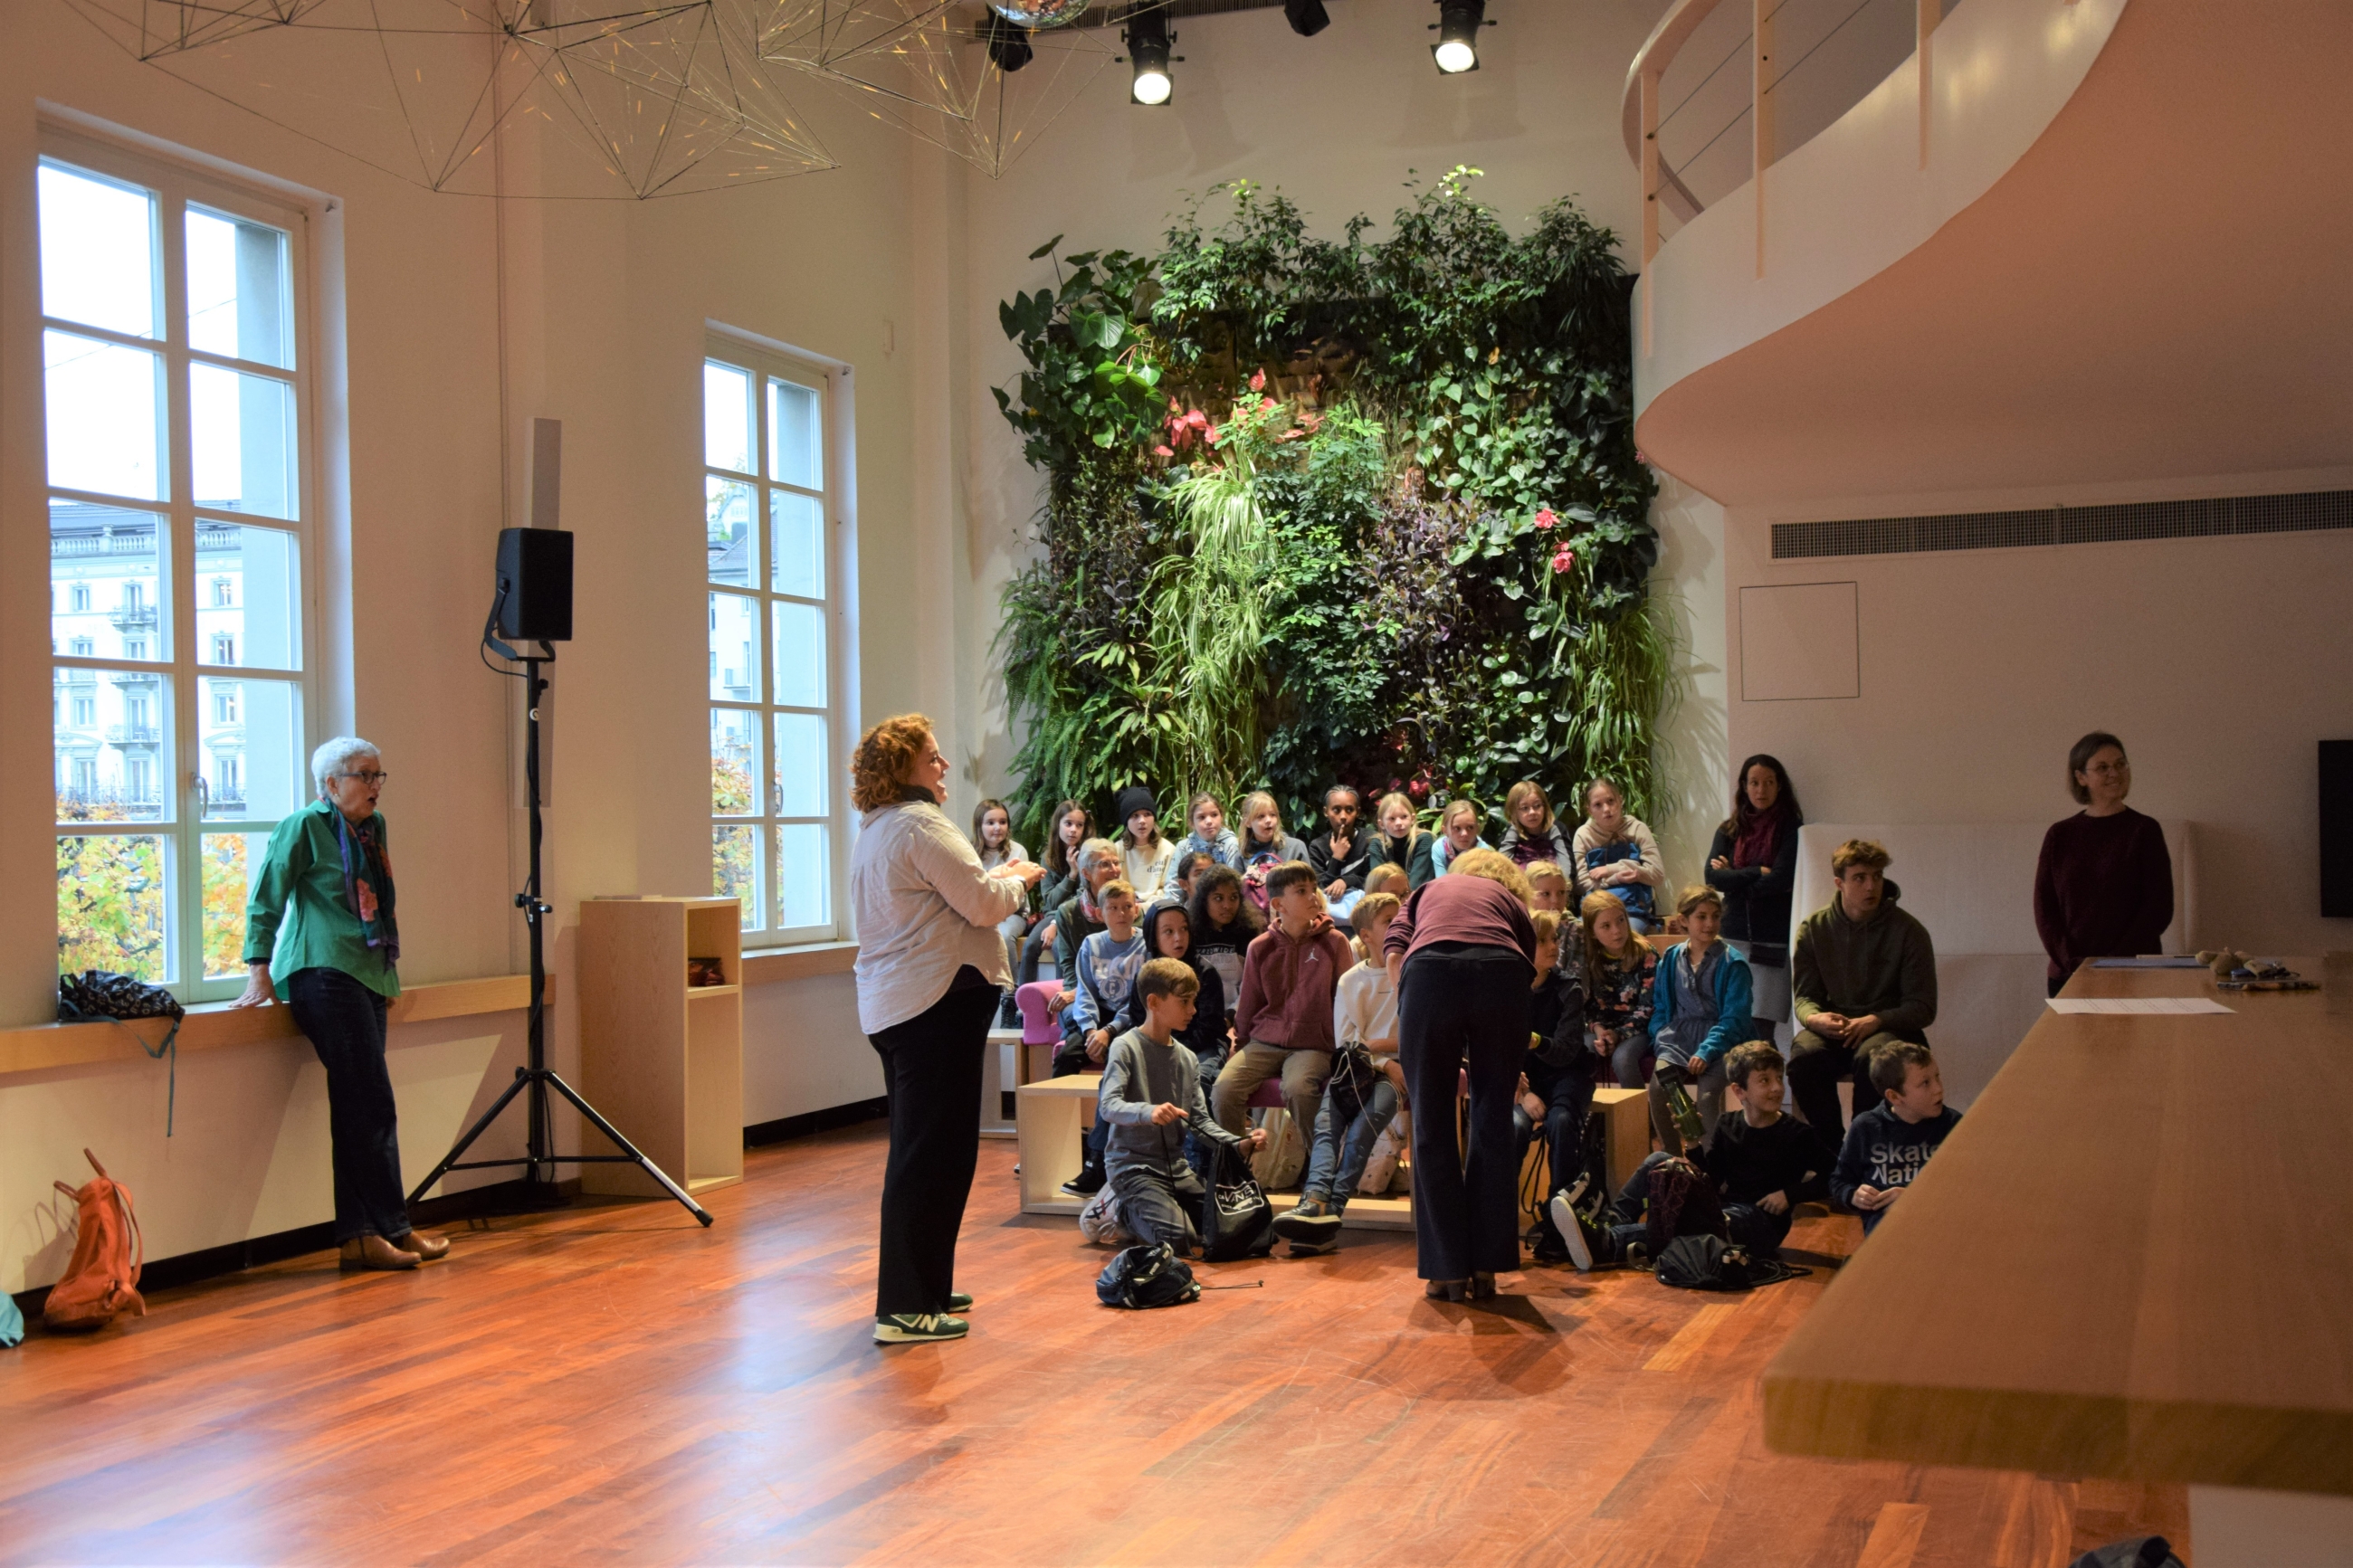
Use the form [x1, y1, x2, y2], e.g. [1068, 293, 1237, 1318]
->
[1121, 3, 1178, 106]
[1431, 0, 1489, 74]
[985, 12, 1034, 72]
[1284, 0, 1330, 36]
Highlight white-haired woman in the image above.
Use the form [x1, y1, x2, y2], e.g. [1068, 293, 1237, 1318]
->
[233, 736, 447, 1271]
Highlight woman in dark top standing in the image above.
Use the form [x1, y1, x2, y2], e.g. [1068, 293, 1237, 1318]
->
[1383, 849, 1537, 1302]
[2034, 731, 2173, 996]
[1706, 755, 1801, 1045]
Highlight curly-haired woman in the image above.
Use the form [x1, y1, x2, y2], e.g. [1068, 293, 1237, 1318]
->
[849, 715, 1043, 1345]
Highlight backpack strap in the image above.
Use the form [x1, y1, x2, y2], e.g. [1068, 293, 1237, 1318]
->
[97, 1017, 177, 1136]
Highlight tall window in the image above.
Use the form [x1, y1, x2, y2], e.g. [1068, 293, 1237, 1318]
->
[703, 339, 844, 944]
[42, 133, 316, 994]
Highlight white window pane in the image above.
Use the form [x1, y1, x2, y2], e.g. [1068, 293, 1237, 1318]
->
[715, 825, 763, 931]
[710, 592, 761, 702]
[770, 489, 824, 600]
[201, 832, 271, 979]
[52, 499, 166, 661]
[704, 361, 753, 473]
[201, 675, 301, 822]
[186, 205, 292, 368]
[776, 822, 828, 930]
[774, 711, 827, 818]
[195, 523, 300, 671]
[58, 833, 172, 983]
[191, 362, 298, 518]
[707, 477, 754, 587]
[58, 671, 172, 825]
[711, 707, 760, 816]
[772, 601, 825, 708]
[37, 163, 157, 340]
[44, 330, 163, 500]
[768, 378, 821, 489]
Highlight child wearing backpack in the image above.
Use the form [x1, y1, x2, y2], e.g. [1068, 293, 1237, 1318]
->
[1832, 1041, 1960, 1236]
[1572, 776, 1667, 933]
[1100, 959, 1266, 1256]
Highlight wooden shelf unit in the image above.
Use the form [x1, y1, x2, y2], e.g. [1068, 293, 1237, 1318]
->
[578, 897, 745, 1198]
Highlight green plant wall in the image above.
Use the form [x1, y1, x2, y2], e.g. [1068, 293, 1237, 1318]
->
[994, 169, 1667, 843]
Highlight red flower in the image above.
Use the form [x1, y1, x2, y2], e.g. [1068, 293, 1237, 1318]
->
[1408, 778, 1430, 799]
[1249, 369, 1266, 393]
[1551, 548, 1576, 574]
[1154, 444, 1175, 459]
[1260, 397, 1277, 413]
[1207, 424, 1223, 444]
[1534, 508, 1558, 531]
[1169, 396, 1183, 413]
[1185, 410, 1209, 431]
[1388, 777, 1404, 792]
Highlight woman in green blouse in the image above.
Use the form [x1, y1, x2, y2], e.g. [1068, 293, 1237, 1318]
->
[234, 736, 448, 1271]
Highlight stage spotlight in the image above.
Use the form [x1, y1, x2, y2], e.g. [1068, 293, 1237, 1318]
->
[1285, 0, 1330, 36]
[1125, 4, 1175, 105]
[1432, 0, 1485, 73]
[985, 13, 1034, 71]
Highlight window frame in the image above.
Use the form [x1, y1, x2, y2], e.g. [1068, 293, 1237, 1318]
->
[703, 332, 853, 949]
[40, 127, 323, 1001]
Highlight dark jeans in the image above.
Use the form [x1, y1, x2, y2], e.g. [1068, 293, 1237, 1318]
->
[1603, 1150, 1795, 1260]
[1514, 1053, 1596, 1249]
[1018, 923, 1052, 987]
[1052, 1040, 1112, 1181]
[1787, 1028, 1911, 1136]
[1400, 949, 1532, 1281]
[868, 969, 998, 1317]
[286, 966, 409, 1245]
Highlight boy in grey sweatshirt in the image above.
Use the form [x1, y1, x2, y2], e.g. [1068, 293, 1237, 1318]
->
[1100, 958, 1267, 1254]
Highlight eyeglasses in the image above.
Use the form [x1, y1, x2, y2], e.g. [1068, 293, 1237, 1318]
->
[338, 771, 391, 786]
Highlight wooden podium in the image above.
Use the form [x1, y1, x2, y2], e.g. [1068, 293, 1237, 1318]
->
[577, 897, 745, 1198]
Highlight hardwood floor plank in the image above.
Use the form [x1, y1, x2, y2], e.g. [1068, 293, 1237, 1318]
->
[1858, 1501, 1931, 1568]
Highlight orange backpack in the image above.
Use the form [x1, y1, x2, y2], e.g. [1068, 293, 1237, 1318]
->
[45, 1149, 146, 1333]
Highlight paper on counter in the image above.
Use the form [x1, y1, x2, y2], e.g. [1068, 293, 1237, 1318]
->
[2046, 997, 2235, 1015]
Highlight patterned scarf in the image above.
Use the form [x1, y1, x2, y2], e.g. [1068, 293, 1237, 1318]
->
[333, 809, 399, 965]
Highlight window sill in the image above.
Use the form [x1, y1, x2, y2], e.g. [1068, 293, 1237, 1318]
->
[0, 974, 546, 1078]
[739, 940, 857, 985]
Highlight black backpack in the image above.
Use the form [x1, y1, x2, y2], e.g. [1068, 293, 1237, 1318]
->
[1654, 1234, 1810, 1291]
[1197, 1138, 1275, 1261]
[59, 970, 185, 1136]
[1095, 1243, 1200, 1309]
[1323, 1040, 1380, 1128]
[1643, 1156, 1728, 1252]
[2069, 1540, 2182, 1568]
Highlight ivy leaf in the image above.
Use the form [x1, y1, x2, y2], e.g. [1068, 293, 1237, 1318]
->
[1091, 429, 1117, 447]
[1500, 581, 1522, 601]
[1029, 234, 1065, 260]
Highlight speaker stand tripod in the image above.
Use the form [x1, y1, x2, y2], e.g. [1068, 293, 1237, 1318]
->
[408, 639, 711, 1226]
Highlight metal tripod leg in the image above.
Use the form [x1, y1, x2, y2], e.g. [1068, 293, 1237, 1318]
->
[405, 1065, 535, 1208]
[543, 1069, 713, 1226]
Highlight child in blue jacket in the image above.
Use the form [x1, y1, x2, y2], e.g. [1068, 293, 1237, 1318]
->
[1647, 885, 1754, 1155]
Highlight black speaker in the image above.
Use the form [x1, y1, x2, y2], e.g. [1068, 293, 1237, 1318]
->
[495, 527, 573, 642]
[2324, 740, 2353, 918]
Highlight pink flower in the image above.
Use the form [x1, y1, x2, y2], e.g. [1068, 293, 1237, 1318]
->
[1154, 444, 1175, 459]
[1388, 777, 1404, 792]
[1260, 397, 1277, 413]
[1249, 369, 1266, 393]
[1185, 410, 1209, 431]
[1551, 548, 1576, 574]
[1408, 778, 1430, 800]
[1534, 508, 1557, 531]
[1169, 396, 1183, 413]
[1206, 424, 1223, 444]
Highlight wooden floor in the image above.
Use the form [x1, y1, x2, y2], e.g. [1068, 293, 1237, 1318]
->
[0, 1126, 2186, 1566]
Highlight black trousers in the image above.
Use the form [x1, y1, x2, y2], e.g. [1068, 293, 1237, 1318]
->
[286, 966, 409, 1244]
[868, 971, 997, 1317]
[1400, 950, 1532, 1281]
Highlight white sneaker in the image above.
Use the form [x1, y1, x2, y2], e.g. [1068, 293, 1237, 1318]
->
[1551, 1193, 1596, 1272]
[874, 1312, 969, 1345]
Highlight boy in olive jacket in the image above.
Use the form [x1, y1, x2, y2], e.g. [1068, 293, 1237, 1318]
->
[1787, 839, 1937, 1137]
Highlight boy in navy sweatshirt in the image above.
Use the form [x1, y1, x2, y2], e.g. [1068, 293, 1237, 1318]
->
[1832, 1041, 1960, 1237]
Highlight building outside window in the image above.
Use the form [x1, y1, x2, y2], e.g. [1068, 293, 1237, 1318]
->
[702, 337, 848, 944]
[42, 132, 318, 994]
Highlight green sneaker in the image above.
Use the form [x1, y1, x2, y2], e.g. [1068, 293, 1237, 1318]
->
[873, 1312, 969, 1345]
[945, 1291, 974, 1312]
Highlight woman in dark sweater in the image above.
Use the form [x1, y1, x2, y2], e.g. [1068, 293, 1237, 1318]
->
[2034, 731, 2173, 996]
[1706, 755, 1801, 1044]
[1383, 849, 1537, 1301]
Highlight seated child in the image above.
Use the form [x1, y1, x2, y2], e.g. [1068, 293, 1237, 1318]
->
[1212, 861, 1354, 1142]
[1832, 1041, 1959, 1236]
[1169, 849, 1217, 907]
[1579, 890, 1658, 1089]
[1572, 775, 1667, 934]
[1114, 900, 1228, 1070]
[1185, 864, 1261, 1029]
[1114, 787, 1175, 905]
[1231, 789, 1310, 912]
[1274, 891, 1405, 1254]
[1369, 791, 1438, 888]
[1515, 908, 1592, 1262]
[1646, 885, 1754, 1155]
[1526, 860, 1571, 915]
[1307, 785, 1377, 920]
[1499, 779, 1575, 870]
[1165, 792, 1241, 900]
[1431, 797, 1485, 877]
[1056, 879, 1148, 1197]
[1553, 1043, 1825, 1270]
[1100, 959, 1267, 1257]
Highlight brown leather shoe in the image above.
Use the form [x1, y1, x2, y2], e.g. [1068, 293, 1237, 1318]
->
[338, 1234, 420, 1271]
[395, 1228, 450, 1261]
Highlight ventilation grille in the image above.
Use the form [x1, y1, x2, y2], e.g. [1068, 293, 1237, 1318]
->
[1771, 489, 2353, 560]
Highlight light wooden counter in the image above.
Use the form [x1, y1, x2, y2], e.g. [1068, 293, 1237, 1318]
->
[1761, 958, 2353, 1497]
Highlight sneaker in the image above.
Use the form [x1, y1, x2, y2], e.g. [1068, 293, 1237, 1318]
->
[874, 1313, 968, 1345]
[1551, 1192, 1595, 1270]
[1285, 1236, 1339, 1258]
[1554, 1174, 1590, 1214]
[1060, 1170, 1105, 1197]
[945, 1291, 974, 1311]
[1272, 1199, 1342, 1246]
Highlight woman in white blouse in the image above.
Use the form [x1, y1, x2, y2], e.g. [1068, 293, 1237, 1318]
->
[849, 715, 1043, 1346]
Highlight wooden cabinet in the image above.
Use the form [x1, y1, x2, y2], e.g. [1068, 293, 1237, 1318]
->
[577, 897, 744, 1198]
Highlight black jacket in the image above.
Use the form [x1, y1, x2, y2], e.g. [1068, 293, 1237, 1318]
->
[1307, 828, 1377, 893]
[1528, 967, 1587, 1070]
[1705, 814, 1798, 965]
[1113, 960, 1227, 1062]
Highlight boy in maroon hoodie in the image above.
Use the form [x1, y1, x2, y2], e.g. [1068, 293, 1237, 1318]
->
[1212, 862, 1358, 1146]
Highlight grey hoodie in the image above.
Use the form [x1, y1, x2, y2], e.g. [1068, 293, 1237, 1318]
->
[1098, 1026, 1245, 1180]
